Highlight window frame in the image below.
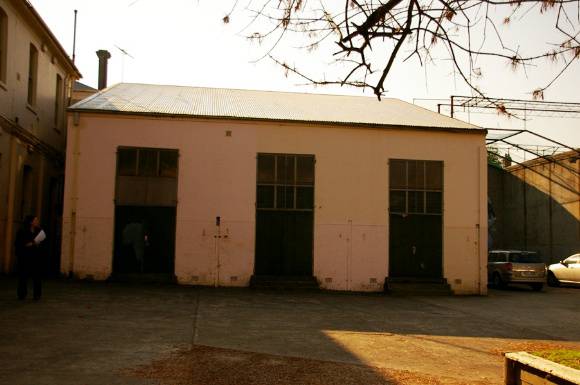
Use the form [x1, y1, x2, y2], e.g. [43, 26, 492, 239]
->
[116, 147, 179, 178]
[27, 43, 38, 106]
[54, 74, 63, 129]
[0, 7, 7, 85]
[256, 153, 315, 212]
[389, 159, 444, 215]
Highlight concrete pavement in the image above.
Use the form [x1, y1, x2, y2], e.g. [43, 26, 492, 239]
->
[0, 278, 578, 384]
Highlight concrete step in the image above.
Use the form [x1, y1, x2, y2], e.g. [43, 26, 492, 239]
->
[385, 278, 452, 296]
[250, 275, 319, 290]
[108, 273, 175, 284]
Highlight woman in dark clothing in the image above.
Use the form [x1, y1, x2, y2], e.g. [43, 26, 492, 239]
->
[15, 215, 44, 300]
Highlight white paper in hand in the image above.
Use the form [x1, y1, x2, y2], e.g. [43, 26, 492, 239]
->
[34, 230, 46, 245]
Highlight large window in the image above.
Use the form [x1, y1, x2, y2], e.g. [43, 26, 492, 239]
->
[256, 154, 315, 210]
[27, 43, 38, 105]
[117, 147, 178, 178]
[389, 159, 443, 215]
[0, 7, 7, 84]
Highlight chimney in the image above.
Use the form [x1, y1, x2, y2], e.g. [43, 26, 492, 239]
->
[96, 50, 111, 90]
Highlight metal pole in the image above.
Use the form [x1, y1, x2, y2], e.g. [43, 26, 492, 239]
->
[450, 96, 454, 118]
[72, 10, 78, 63]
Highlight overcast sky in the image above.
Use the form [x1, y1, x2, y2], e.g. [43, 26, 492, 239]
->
[30, 0, 580, 151]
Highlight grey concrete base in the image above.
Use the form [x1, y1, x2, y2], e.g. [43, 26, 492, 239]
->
[0, 278, 578, 385]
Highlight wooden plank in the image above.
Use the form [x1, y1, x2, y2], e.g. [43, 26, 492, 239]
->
[505, 352, 580, 385]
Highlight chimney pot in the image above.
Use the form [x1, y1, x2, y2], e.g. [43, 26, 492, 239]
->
[96, 50, 111, 90]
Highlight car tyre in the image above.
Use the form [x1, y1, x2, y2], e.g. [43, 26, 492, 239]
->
[547, 272, 560, 287]
[530, 283, 543, 291]
[493, 273, 505, 289]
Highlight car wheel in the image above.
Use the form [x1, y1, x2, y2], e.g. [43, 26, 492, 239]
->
[493, 273, 505, 289]
[547, 272, 560, 287]
[530, 283, 543, 291]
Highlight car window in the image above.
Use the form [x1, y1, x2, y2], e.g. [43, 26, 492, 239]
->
[508, 253, 542, 263]
[488, 253, 505, 262]
[564, 256, 580, 264]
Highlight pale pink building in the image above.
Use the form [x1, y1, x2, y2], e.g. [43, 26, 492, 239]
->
[63, 83, 488, 294]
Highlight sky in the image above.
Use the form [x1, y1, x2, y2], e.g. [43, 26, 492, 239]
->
[30, 0, 580, 153]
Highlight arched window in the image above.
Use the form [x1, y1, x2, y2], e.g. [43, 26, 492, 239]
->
[0, 7, 7, 84]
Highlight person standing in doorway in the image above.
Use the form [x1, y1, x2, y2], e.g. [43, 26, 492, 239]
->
[15, 215, 45, 300]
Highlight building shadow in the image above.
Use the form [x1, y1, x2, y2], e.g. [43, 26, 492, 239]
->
[488, 164, 579, 264]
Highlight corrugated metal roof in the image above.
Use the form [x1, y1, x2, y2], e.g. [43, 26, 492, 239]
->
[70, 83, 483, 131]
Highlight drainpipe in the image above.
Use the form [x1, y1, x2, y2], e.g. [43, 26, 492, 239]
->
[3, 137, 18, 273]
[478, 145, 488, 295]
[67, 113, 81, 276]
[214, 216, 221, 287]
[36, 156, 45, 220]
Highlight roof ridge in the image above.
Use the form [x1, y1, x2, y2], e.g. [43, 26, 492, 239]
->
[117, 82, 399, 101]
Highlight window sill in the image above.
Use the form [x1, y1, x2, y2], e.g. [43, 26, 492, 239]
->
[26, 103, 37, 115]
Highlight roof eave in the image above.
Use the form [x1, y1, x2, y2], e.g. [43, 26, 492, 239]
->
[15, 0, 82, 78]
[66, 108, 487, 134]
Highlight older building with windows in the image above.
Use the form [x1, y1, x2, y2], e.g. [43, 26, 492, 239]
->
[63, 83, 488, 294]
[0, 0, 81, 274]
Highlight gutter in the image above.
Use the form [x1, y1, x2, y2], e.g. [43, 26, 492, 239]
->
[67, 109, 488, 135]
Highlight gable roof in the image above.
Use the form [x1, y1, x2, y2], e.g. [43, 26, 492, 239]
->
[73, 81, 97, 92]
[70, 83, 483, 132]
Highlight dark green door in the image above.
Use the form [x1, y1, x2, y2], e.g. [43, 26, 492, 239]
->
[389, 159, 443, 279]
[255, 211, 313, 276]
[255, 154, 315, 277]
[389, 214, 442, 278]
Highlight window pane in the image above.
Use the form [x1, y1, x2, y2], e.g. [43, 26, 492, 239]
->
[389, 191, 406, 213]
[296, 187, 314, 209]
[408, 191, 424, 213]
[426, 161, 443, 190]
[257, 185, 274, 208]
[426, 192, 442, 214]
[159, 150, 178, 178]
[117, 149, 137, 176]
[296, 156, 314, 185]
[407, 160, 425, 190]
[276, 155, 295, 184]
[276, 186, 294, 209]
[389, 160, 406, 189]
[257, 154, 275, 183]
[138, 149, 158, 177]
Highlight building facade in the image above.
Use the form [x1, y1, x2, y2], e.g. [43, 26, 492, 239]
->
[63, 84, 488, 294]
[488, 150, 579, 262]
[0, 0, 81, 274]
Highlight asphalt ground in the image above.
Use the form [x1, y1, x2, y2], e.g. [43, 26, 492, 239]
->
[0, 278, 578, 385]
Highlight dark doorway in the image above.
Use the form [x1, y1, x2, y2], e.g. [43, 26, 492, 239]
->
[113, 206, 176, 275]
[113, 147, 178, 278]
[255, 154, 315, 276]
[389, 160, 443, 279]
